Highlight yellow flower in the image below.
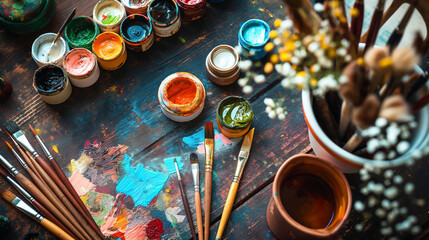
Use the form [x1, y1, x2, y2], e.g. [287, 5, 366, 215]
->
[270, 54, 279, 64]
[350, 8, 360, 18]
[378, 57, 393, 69]
[329, 1, 340, 8]
[297, 71, 307, 77]
[310, 78, 318, 87]
[270, 30, 278, 39]
[280, 52, 291, 62]
[282, 30, 291, 38]
[264, 62, 274, 74]
[328, 48, 336, 58]
[264, 42, 274, 52]
[291, 34, 299, 41]
[333, 9, 343, 19]
[274, 19, 282, 28]
[357, 57, 365, 66]
[284, 40, 295, 51]
[297, 83, 304, 90]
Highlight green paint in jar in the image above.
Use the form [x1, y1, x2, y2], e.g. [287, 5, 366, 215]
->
[219, 97, 253, 128]
[65, 16, 100, 50]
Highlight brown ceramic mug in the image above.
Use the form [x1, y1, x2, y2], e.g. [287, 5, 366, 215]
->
[267, 154, 351, 239]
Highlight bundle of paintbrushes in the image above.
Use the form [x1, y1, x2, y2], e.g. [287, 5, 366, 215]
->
[0, 120, 104, 240]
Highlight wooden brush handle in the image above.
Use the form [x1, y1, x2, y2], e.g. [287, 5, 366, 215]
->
[178, 179, 197, 240]
[40, 218, 75, 240]
[15, 172, 87, 240]
[50, 157, 105, 239]
[18, 147, 43, 181]
[204, 171, 212, 240]
[363, 0, 385, 54]
[33, 200, 77, 239]
[215, 182, 239, 240]
[195, 191, 203, 240]
[32, 156, 96, 240]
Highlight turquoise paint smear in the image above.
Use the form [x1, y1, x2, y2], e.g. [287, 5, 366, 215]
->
[116, 154, 183, 207]
[182, 129, 227, 148]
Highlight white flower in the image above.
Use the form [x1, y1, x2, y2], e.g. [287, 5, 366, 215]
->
[273, 38, 281, 46]
[376, 118, 388, 128]
[290, 56, 300, 65]
[384, 170, 394, 179]
[337, 47, 347, 56]
[278, 113, 286, 120]
[242, 85, 253, 94]
[276, 108, 284, 114]
[411, 226, 421, 235]
[345, 55, 352, 62]
[354, 201, 365, 212]
[265, 106, 272, 113]
[384, 187, 399, 199]
[404, 183, 414, 194]
[396, 141, 410, 154]
[281, 19, 293, 29]
[238, 60, 252, 71]
[281, 78, 291, 88]
[254, 74, 266, 84]
[314, 3, 324, 12]
[341, 39, 350, 48]
[393, 175, 403, 185]
[268, 110, 276, 119]
[381, 227, 392, 236]
[234, 45, 243, 55]
[339, 75, 348, 84]
[376, 208, 387, 218]
[249, 50, 256, 56]
[264, 98, 275, 108]
[238, 78, 247, 87]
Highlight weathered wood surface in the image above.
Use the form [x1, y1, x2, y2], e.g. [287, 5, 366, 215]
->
[0, 0, 428, 239]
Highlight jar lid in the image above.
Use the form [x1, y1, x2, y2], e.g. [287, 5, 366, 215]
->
[0, 0, 46, 22]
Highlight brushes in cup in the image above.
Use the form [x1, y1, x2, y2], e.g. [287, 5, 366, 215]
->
[363, 0, 386, 54]
[1, 190, 74, 240]
[204, 122, 214, 240]
[190, 153, 203, 240]
[173, 158, 197, 240]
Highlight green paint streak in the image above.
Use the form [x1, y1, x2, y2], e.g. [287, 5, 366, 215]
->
[101, 12, 120, 25]
[168, 213, 179, 228]
[219, 99, 254, 128]
[178, 37, 185, 43]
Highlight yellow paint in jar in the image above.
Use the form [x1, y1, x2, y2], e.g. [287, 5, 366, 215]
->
[92, 32, 127, 70]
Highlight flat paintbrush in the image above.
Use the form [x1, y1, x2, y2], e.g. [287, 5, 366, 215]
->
[0, 168, 76, 239]
[363, 0, 386, 54]
[204, 122, 214, 240]
[1, 190, 74, 240]
[174, 158, 197, 240]
[190, 153, 203, 240]
[29, 124, 104, 239]
[216, 128, 255, 240]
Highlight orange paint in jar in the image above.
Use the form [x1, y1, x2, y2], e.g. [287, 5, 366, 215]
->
[166, 78, 197, 105]
[92, 32, 127, 70]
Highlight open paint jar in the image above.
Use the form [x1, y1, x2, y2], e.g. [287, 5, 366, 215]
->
[93, 0, 126, 33]
[33, 65, 72, 105]
[176, 0, 206, 21]
[216, 96, 254, 138]
[148, 0, 181, 37]
[267, 154, 351, 239]
[206, 45, 240, 86]
[121, 0, 151, 15]
[65, 16, 100, 50]
[92, 32, 127, 70]
[158, 72, 205, 122]
[120, 14, 154, 52]
[31, 33, 69, 67]
[238, 19, 270, 60]
[63, 48, 100, 88]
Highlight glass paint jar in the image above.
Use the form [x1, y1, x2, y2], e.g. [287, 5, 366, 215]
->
[148, 0, 181, 37]
[63, 48, 100, 88]
[238, 19, 270, 60]
[92, 32, 128, 70]
[93, 0, 127, 33]
[158, 72, 206, 122]
[120, 14, 154, 52]
[216, 96, 254, 138]
[121, 0, 151, 15]
[33, 65, 72, 105]
[206, 44, 240, 86]
[31, 33, 69, 67]
[65, 16, 100, 51]
[176, 0, 206, 21]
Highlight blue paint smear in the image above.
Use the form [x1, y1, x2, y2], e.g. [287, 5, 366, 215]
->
[182, 129, 226, 148]
[116, 154, 183, 207]
[243, 22, 267, 45]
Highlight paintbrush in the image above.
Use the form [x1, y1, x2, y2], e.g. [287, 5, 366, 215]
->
[190, 153, 203, 240]
[204, 122, 214, 240]
[281, 0, 321, 35]
[3, 121, 97, 240]
[411, 92, 429, 113]
[350, 0, 364, 51]
[173, 158, 197, 240]
[406, 72, 429, 101]
[1, 190, 74, 240]
[364, 47, 392, 94]
[29, 125, 104, 240]
[216, 128, 255, 240]
[0, 168, 76, 239]
[46, 8, 76, 62]
[363, 0, 386, 55]
[0, 153, 87, 240]
[386, 0, 417, 51]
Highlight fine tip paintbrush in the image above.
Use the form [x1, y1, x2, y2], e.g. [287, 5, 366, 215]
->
[46, 8, 76, 62]
[363, 0, 386, 55]
[0, 168, 76, 239]
[204, 122, 214, 240]
[386, 0, 417, 51]
[174, 158, 197, 240]
[216, 128, 255, 240]
[28, 124, 105, 239]
[350, 0, 364, 51]
[1, 190, 75, 240]
[190, 153, 203, 240]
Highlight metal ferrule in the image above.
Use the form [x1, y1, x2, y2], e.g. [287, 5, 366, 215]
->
[233, 151, 249, 183]
[11, 149, 28, 169]
[35, 135, 53, 160]
[13, 132, 38, 157]
[191, 163, 199, 191]
[12, 197, 43, 222]
[7, 176, 34, 202]
[204, 139, 214, 170]
[0, 154, 19, 176]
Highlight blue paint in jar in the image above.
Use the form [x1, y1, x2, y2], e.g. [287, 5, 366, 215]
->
[238, 19, 270, 60]
[120, 14, 154, 52]
[126, 24, 149, 41]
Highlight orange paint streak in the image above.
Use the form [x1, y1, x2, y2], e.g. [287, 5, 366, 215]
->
[112, 209, 128, 232]
[166, 78, 196, 105]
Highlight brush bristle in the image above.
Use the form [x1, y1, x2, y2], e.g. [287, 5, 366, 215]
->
[205, 122, 214, 139]
[391, 47, 419, 77]
[28, 124, 37, 136]
[1, 190, 16, 203]
[352, 94, 380, 129]
[3, 121, 20, 135]
[190, 153, 198, 164]
[4, 141, 12, 150]
[364, 47, 388, 70]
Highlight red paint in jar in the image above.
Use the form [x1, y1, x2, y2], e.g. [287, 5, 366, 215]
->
[166, 78, 197, 105]
[175, 0, 206, 21]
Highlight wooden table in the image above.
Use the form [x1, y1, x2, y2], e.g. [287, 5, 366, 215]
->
[0, 0, 428, 239]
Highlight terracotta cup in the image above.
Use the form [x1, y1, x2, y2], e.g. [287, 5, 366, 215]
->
[267, 154, 351, 239]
